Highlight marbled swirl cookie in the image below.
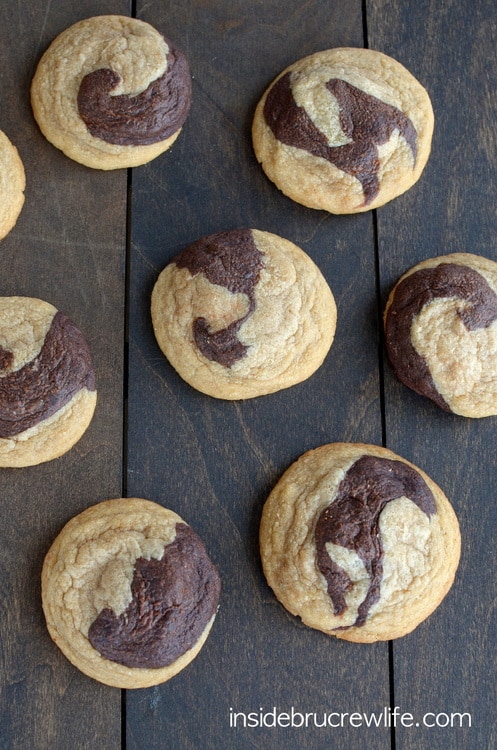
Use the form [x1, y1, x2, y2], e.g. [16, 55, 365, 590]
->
[252, 48, 434, 213]
[151, 229, 337, 400]
[42, 498, 221, 689]
[31, 15, 191, 170]
[0, 297, 97, 467]
[260, 443, 460, 642]
[384, 253, 497, 417]
[0, 130, 25, 240]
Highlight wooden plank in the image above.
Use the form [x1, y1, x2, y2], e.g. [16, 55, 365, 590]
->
[126, 1, 390, 748]
[0, 2, 128, 748]
[368, 0, 497, 748]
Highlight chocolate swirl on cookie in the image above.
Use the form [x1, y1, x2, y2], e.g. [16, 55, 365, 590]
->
[0, 347, 14, 371]
[384, 263, 497, 411]
[263, 73, 417, 204]
[315, 456, 436, 627]
[0, 311, 96, 438]
[77, 40, 191, 146]
[174, 229, 265, 367]
[88, 523, 221, 669]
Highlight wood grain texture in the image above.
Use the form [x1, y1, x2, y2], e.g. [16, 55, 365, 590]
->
[368, 0, 497, 748]
[125, 1, 389, 749]
[0, 0, 492, 748]
[0, 2, 128, 748]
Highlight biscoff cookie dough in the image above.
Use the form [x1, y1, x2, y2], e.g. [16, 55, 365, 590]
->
[252, 48, 434, 213]
[384, 253, 497, 417]
[0, 130, 25, 239]
[260, 443, 460, 642]
[0, 296, 97, 467]
[151, 229, 337, 400]
[31, 15, 192, 170]
[42, 498, 221, 689]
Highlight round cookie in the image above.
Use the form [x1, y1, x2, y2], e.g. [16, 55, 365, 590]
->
[384, 253, 497, 417]
[260, 443, 460, 642]
[0, 130, 25, 240]
[252, 47, 434, 214]
[31, 15, 192, 170]
[151, 228, 337, 400]
[42, 498, 221, 689]
[0, 296, 97, 467]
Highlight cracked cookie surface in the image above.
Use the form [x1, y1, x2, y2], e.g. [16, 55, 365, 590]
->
[384, 253, 497, 417]
[31, 15, 191, 169]
[0, 130, 25, 240]
[252, 48, 434, 213]
[42, 498, 221, 688]
[0, 296, 96, 467]
[151, 229, 337, 400]
[260, 443, 460, 642]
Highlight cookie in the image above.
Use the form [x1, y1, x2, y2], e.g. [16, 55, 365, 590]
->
[31, 15, 192, 170]
[42, 498, 221, 688]
[252, 48, 434, 213]
[260, 443, 460, 642]
[0, 297, 97, 467]
[384, 253, 497, 417]
[0, 130, 25, 240]
[151, 229, 337, 400]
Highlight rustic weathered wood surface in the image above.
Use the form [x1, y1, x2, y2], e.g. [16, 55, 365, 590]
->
[0, 1, 494, 748]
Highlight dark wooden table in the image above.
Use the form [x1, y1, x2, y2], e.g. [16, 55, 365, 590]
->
[1, 1, 495, 748]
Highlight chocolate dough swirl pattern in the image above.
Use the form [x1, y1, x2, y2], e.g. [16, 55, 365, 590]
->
[88, 523, 221, 669]
[384, 263, 497, 411]
[0, 311, 96, 438]
[263, 73, 417, 205]
[174, 230, 265, 368]
[315, 456, 436, 628]
[77, 40, 192, 146]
